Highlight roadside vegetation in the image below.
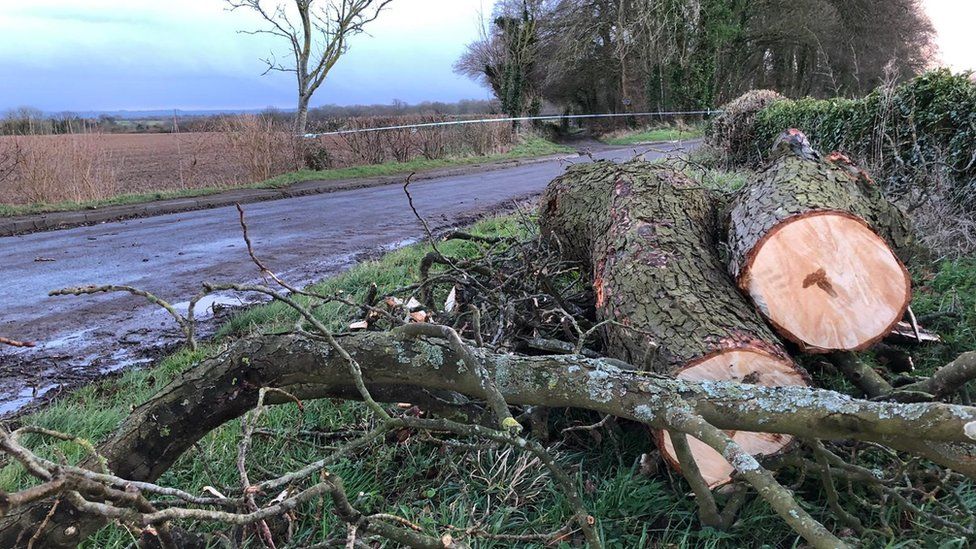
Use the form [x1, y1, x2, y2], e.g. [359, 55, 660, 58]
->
[0, 132, 571, 217]
[707, 70, 976, 256]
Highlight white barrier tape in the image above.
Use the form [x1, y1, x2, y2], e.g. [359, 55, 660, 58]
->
[303, 109, 722, 138]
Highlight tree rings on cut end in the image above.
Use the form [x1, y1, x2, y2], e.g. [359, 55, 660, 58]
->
[740, 210, 911, 352]
[657, 348, 809, 488]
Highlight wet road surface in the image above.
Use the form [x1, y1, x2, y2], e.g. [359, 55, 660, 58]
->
[0, 141, 695, 415]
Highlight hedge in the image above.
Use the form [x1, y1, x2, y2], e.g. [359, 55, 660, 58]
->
[704, 89, 785, 166]
[728, 70, 976, 209]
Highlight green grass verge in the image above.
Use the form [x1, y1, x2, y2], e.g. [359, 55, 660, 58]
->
[0, 136, 573, 218]
[904, 257, 976, 372]
[603, 126, 703, 146]
[2, 214, 975, 547]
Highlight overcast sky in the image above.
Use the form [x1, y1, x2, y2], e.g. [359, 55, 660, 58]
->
[0, 0, 971, 112]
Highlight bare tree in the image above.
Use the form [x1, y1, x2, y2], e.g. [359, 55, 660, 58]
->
[454, 0, 549, 123]
[226, 0, 395, 134]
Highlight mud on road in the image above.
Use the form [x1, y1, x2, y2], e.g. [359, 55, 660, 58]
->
[0, 141, 696, 417]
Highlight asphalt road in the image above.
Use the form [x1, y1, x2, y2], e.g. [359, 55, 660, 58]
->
[0, 141, 695, 415]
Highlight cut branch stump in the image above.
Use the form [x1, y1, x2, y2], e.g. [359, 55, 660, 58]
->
[726, 130, 914, 352]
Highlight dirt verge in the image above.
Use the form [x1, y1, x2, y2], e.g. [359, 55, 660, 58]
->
[0, 153, 576, 237]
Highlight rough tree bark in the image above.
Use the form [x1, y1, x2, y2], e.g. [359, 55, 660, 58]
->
[727, 130, 914, 352]
[5, 331, 976, 547]
[539, 161, 810, 486]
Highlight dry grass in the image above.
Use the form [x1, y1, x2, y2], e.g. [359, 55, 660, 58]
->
[0, 115, 521, 207]
[329, 114, 516, 167]
[0, 134, 120, 204]
[903, 179, 976, 258]
[216, 115, 302, 183]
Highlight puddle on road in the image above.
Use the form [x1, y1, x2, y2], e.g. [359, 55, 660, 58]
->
[1, 235, 425, 418]
[0, 343, 157, 418]
[172, 293, 253, 318]
[0, 384, 57, 416]
[102, 348, 154, 375]
[36, 326, 98, 351]
[378, 237, 420, 253]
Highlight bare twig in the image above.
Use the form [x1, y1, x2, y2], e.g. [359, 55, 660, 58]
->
[669, 431, 724, 528]
[561, 414, 612, 435]
[0, 337, 34, 348]
[49, 285, 201, 351]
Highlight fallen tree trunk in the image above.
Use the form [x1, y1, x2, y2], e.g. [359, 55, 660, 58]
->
[539, 161, 809, 486]
[4, 331, 976, 547]
[726, 130, 913, 353]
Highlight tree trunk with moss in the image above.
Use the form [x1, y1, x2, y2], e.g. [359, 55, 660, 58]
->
[539, 161, 810, 486]
[540, 161, 801, 374]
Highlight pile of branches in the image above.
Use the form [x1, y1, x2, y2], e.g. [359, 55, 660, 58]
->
[2, 181, 976, 548]
[358, 225, 601, 360]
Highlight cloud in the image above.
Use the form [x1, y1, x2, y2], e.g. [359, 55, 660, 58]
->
[0, 0, 490, 111]
[10, 7, 156, 26]
[924, 0, 976, 72]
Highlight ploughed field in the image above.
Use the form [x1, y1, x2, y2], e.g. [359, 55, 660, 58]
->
[0, 116, 516, 206]
[81, 132, 253, 193]
[62, 132, 260, 192]
[0, 131, 298, 205]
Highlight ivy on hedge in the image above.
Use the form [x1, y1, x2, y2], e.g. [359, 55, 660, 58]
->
[750, 70, 976, 209]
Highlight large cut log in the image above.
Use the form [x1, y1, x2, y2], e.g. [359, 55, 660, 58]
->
[539, 161, 810, 487]
[726, 130, 913, 352]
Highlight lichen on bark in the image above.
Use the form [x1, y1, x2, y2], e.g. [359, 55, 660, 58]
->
[727, 149, 915, 280]
[539, 160, 795, 373]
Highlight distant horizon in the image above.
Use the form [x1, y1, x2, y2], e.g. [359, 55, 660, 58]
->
[12, 65, 974, 117]
[20, 98, 500, 119]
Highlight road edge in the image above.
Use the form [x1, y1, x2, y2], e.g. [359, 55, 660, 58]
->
[0, 152, 579, 237]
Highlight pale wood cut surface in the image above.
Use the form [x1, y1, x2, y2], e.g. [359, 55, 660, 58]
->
[744, 212, 911, 352]
[659, 349, 809, 487]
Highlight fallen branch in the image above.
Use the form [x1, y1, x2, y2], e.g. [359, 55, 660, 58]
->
[666, 406, 845, 549]
[899, 351, 976, 400]
[4, 330, 976, 546]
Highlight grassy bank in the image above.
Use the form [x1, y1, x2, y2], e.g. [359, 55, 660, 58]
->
[0, 136, 572, 218]
[602, 126, 702, 146]
[2, 215, 975, 546]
